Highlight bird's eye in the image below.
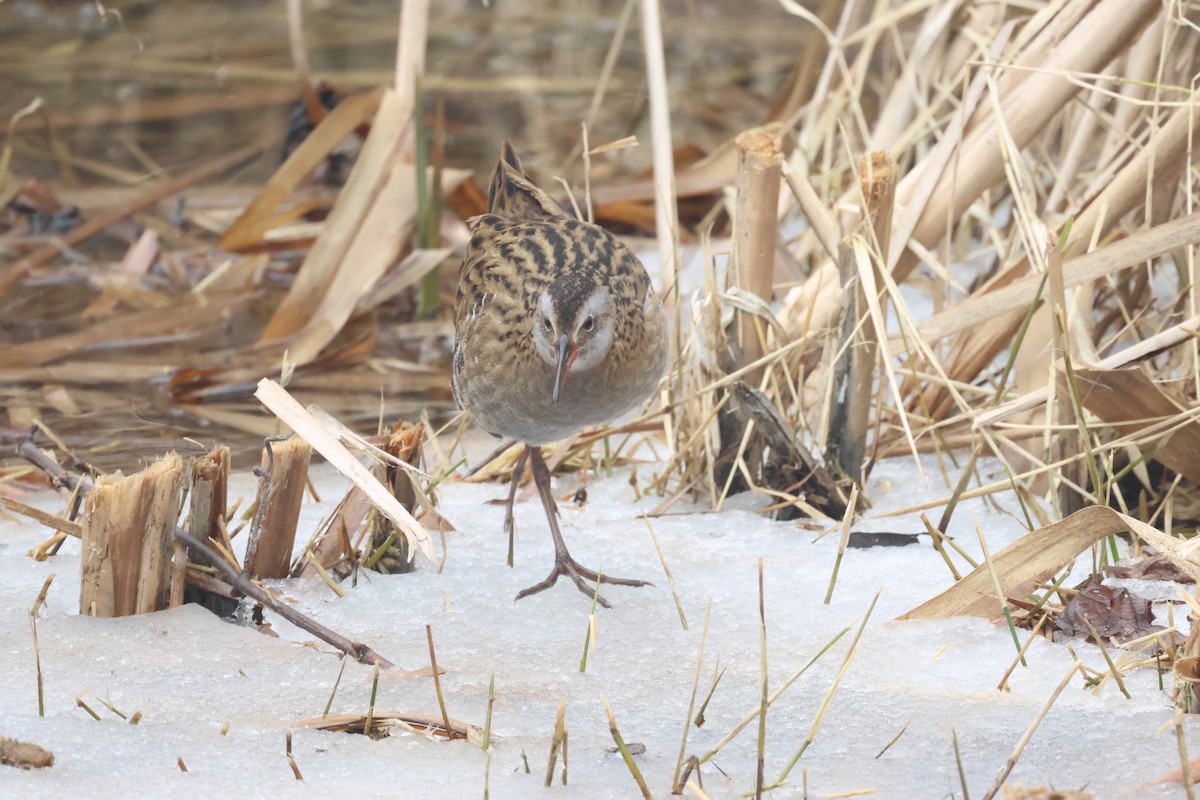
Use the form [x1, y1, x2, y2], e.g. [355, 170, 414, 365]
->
[581, 316, 595, 332]
[543, 318, 553, 332]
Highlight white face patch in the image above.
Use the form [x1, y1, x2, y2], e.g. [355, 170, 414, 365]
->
[538, 291, 557, 332]
[574, 288, 611, 336]
[532, 289, 559, 368]
[571, 287, 616, 372]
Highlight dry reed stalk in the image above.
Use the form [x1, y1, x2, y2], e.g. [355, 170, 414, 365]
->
[258, 87, 410, 348]
[638, 0, 679, 299]
[977, 312, 1200, 428]
[220, 89, 383, 251]
[779, 159, 840, 261]
[917, 211, 1200, 346]
[766, 0, 838, 124]
[672, 601, 711, 791]
[284, 0, 323, 129]
[245, 437, 312, 580]
[895, 0, 1161, 281]
[394, 0, 429, 115]
[545, 699, 568, 787]
[1, 496, 82, 539]
[981, 660, 1081, 800]
[602, 697, 653, 800]
[914, 83, 1200, 420]
[0, 293, 250, 370]
[827, 153, 894, 482]
[80, 452, 186, 617]
[731, 130, 782, 384]
[297, 486, 371, 579]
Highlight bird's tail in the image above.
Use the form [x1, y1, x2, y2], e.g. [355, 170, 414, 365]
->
[486, 139, 567, 220]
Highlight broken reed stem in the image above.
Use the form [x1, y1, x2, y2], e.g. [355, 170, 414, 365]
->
[920, 513, 963, 581]
[997, 613, 1049, 692]
[874, 717, 911, 759]
[642, 512, 687, 629]
[305, 552, 346, 598]
[545, 699, 567, 787]
[29, 573, 54, 717]
[483, 670, 495, 753]
[824, 484, 859, 604]
[780, 159, 841, 261]
[699, 622, 853, 764]
[772, 587, 882, 789]
[731, 129, 782, 384]
[673, 600, 712, 791]
[981, 661, 1081, 800]
[1177, 709, 1197, 800]
[602, 697, 653, 800]
[286, 730, 303, 780]
[694, 660, 725, 727]
[755, 559, 767, 800]
[828, 153, 894, 483]
[323, 656, 348, 718]
[935, 445, 982, 537]
[1080, 615, 1131, 699]
[951, 727, 969, 800]
[182, 445, 229, 603]
[975, 521, 1024, 663]
[638, 0, 679, 300]
[364, 661, 381, 737]
[580, 577, 602, 672]
[426, 624, 455, 739]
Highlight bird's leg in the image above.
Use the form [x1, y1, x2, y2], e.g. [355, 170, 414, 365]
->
[515, 445, 651, 608]
[503, 446, 530, 568]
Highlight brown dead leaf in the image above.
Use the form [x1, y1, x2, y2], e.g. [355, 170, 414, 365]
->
[1055, 581, 1161, 643]
[1111, 554, 1196, 584]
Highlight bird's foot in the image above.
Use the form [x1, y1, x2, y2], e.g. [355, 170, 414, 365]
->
[515, 553, 651, 609]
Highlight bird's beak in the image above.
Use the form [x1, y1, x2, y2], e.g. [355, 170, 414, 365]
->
[552, 333, 579, 405]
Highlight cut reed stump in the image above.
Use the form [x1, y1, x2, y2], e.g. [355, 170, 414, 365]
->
[79, 452, 187, 617]
[825, 152, 895, 485]
[183, 445, 233, 613]
[367, 421, 425, 574]
[711, 131, 847, 520]
[245, 436, 312, 580]
[730, 129, 782, 384]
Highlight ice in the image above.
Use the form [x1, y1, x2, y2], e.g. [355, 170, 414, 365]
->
[1, 449, 1197, 799]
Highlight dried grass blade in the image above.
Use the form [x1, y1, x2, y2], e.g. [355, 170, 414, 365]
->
[220, 88, 383, 251]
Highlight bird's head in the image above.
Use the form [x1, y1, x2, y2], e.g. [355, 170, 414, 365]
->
[532, 278, 616, 405]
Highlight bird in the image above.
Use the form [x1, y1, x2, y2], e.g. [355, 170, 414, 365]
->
[452, 140, 667, 606]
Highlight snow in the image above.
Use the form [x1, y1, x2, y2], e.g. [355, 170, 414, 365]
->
[1, 451, 1197, 799]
